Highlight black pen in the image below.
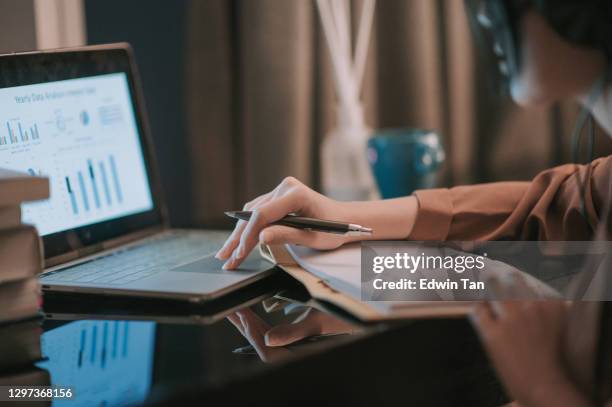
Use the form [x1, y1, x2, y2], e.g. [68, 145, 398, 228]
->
[224, 211, 373, 236]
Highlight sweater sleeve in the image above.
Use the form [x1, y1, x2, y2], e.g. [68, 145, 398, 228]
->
[407, 155, 612, 241]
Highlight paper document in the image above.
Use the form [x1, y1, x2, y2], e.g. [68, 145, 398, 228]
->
[285, 243, 443, 313]
[286, 243, 362, 301]
[284, 242, 559, 313]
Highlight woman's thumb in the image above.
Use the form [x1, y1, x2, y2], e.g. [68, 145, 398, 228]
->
[264, 316, 320, 347]
[259, 225, 319, 247]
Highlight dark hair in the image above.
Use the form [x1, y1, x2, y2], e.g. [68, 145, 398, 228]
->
[536, 0, 612, 66]
[465, 0, 612, 93]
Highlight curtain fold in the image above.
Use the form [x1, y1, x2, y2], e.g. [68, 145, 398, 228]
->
[186, 0, 237, 227]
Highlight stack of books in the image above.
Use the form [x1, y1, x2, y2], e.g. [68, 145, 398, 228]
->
[0, 169, 51, 389]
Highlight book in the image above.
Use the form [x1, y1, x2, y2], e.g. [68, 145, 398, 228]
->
[260, 243, 472, 322]
[0, 366, 51, 406]
[0, 225, 44, 285]
[0, 366, 50, 386]
[0, 318, 42, 373]
[0, 278, 41, 325]
[0, 168, 49, 207]
[0, 206, 21, 229]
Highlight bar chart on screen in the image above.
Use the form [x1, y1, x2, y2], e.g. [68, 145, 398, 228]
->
[0, 73, 154, 235]
[15, 147, 147, 235]
[64, 155, 124, 215]
[0, 120, 41, 145]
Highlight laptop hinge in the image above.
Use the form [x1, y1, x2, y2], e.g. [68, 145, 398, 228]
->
[77, 243, 105, 258]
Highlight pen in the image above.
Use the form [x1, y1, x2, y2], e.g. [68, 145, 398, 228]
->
[224, 211, 373, 236]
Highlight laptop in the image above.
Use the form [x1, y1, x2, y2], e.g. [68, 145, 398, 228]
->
[0, 43, 273, 301]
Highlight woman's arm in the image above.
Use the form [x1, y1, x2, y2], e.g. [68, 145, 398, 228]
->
[471, 301, 594, 407]
[408, 155, 612, 241]
[217, 156, 612, 269]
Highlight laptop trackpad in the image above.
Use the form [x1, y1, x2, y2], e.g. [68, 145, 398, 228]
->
[172, 253, 270, 274]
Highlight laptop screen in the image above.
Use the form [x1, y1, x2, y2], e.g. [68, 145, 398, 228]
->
[0, 73, 154, 236]
[0, 46, 165, 260]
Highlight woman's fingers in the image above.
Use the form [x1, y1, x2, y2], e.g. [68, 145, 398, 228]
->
[216, 192, 273, 260]
[264, 321, 320, 347]
[226, 312, 246, 336]
[259, 225, 344, 249]
[264, 309, 320, 347]
[264, 308, 355, 347]
[224, 189, 304, 270]
[260, 225, 318, 246]
[234, 309, 292, 363]
[215, 220, 247, 260]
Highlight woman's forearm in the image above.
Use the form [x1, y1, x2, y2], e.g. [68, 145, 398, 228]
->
[406, 156, 612, 241]
[331, 196, 418, 242]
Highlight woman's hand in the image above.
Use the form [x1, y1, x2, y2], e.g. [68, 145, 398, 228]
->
[216, 176, 419, 270]
[227, 308, 292, 363]
[215, 177, 348, 269]
[470, 301, 592, 407]
[227, 306, 356, 363]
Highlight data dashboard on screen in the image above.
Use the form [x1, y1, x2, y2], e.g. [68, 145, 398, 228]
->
[0, 73, 154, 236]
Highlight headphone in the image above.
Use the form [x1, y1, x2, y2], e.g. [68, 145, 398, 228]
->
[465, 0, 612, 91]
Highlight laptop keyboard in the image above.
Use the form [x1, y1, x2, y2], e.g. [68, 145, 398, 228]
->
[42, 232, 224, 286]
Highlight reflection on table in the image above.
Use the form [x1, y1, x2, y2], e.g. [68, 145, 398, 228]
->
[38, 320, 155, 407]
[39, 279, 505, 407]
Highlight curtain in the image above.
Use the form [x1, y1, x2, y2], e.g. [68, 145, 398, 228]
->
[186, 0, 607, 227]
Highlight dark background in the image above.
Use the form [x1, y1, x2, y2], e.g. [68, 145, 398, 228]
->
[85, 0, 192, 227]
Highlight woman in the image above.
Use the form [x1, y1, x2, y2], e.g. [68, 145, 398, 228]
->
[219, 0, 611, 405]
[216, 2, 611, 268]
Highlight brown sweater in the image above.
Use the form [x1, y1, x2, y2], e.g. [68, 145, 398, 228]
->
[409, 155, 612, 241]
[408, 157, 612, 406]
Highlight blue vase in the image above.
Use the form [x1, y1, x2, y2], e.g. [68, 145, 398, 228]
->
[367, 128, 445, 199]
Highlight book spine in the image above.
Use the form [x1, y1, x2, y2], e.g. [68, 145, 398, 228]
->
[0, 319, 43, 371]
[0, 278, 41, 324]
[0, 225, 43, 285]
[0, 206, 21, 230]
[0, 171, 50, 207]
[0, 366, 50, 386]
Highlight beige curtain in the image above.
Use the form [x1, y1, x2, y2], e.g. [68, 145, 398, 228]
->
[186, 0, 607, 227]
